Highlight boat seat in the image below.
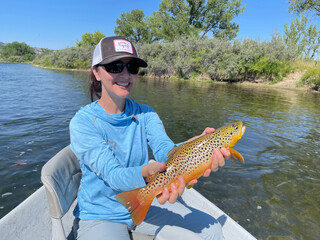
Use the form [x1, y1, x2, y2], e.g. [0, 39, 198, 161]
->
[40, 146, 204, 240]
[41, 146, 81, 240]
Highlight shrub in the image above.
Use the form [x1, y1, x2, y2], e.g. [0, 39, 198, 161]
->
[299, 67, 320, 90]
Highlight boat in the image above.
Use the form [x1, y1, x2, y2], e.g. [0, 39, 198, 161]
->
[0, 146, 256, 240]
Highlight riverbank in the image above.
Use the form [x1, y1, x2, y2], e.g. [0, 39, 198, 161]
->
[32, 63, 319, 92]
[239, 70, 312, 91]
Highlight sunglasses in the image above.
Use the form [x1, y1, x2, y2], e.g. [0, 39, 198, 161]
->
[99, 61, 140, 75]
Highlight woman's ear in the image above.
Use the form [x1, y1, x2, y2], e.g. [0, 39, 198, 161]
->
[92, 66, 101, 81]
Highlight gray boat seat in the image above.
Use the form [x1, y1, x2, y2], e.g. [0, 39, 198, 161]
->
[41, 146, 81, 240]
[41, 147, 203, 240]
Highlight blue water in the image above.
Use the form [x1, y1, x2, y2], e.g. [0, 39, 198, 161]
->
[1, 63, 320, 239]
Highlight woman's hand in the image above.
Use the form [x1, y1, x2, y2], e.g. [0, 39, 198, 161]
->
[141, 161, 166, 179]
[143, 127, 231, 205]
[142, 162, 188, 205]
[157, 176, 186, 204]
[187, 127, 231, 177]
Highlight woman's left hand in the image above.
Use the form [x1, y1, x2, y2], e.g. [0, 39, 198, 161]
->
[157, 175, 186, 205]
[157, 127, 231, 205]
[187, 127, 231, 178]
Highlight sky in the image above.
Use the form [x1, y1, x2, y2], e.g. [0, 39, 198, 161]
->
[0, 0, 300, 50]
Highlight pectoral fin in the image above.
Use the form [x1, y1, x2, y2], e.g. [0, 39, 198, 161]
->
[229, 148, 245, 164]
[186, 184, 194, 189]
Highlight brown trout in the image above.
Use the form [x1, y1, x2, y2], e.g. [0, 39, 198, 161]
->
[116, 121, 246, 225]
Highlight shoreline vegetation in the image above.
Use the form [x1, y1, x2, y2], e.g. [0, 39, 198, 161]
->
[1, 1, 320, 91]
[1, 37, 319, 92]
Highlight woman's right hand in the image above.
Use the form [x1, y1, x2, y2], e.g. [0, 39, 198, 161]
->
[142, 161, 194, 205]
[141, 161, 166, 179]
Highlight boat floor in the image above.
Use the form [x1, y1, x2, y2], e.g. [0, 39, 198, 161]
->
[0, 186, 256, 240]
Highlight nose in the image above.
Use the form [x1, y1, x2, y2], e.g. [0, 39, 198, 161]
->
[120, 65, 130, 78]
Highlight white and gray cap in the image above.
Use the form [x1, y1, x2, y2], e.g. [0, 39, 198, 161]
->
[91, 36, 148, 68]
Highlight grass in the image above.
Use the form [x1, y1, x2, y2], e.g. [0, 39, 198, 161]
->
[298, 67, 320, 90]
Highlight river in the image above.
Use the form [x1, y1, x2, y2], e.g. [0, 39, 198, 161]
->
[0, 63, 319, 239]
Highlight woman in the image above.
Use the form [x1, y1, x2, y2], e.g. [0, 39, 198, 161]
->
[70, 36, 230, 240]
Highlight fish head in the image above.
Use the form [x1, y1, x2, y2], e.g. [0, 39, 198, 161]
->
[225, 121, 246, 147]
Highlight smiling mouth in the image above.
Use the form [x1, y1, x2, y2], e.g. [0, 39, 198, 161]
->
[116, 82, 130, 87]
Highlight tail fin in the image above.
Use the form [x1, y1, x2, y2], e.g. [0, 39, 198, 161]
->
[115, 187, 154, 226]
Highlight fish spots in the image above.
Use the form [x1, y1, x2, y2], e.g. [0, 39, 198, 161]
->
[144, 122, 243, 198]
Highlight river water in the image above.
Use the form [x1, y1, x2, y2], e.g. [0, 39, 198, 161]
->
[0, 63, 319, 239]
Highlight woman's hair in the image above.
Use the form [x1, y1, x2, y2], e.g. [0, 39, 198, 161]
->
[89, 68, 101, 102]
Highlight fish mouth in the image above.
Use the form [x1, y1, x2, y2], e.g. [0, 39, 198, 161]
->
[241, 126, 246, 137]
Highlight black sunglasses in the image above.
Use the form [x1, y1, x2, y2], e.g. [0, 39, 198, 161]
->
[99, 61, 140, 75]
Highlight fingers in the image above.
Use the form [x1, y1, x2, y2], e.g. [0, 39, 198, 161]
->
[187, 127, 215, 143]
[202, 127, 215, 135]
[220, 147, 231, 160]
[203, 169, 211, 177]
[157, 176, 187, 205]
[157, 187, 169, 205]
[211, 148, 228, 172]
[168, 183, 179, 204]
[187, 179, 198, 187]
[142, 162, 166, 178]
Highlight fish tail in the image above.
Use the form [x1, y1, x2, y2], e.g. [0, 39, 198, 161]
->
[115, 187, 154, 226]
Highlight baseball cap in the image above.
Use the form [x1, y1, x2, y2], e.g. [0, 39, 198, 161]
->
[91, 36, 148, 68]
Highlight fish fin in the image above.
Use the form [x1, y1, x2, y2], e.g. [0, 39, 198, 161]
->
[167, 143, 188, 159]
[115, 187, 153, 226]
[230, 156, 237, 164]
[229, 148, 245, 164]
[186, 184, 194, 189]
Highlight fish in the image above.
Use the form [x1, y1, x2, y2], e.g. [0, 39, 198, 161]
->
[115, 121, 246, 226]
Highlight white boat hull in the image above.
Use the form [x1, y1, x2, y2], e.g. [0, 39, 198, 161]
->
[0, 186, 255, 240]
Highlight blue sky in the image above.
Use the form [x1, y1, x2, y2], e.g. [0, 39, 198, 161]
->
[0, 0, 297, 49]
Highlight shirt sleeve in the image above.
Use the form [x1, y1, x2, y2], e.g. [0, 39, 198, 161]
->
[69, 113, 146, 192]
[143, 106, 175, 163]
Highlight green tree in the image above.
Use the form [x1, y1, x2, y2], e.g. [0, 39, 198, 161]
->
[114, 0, 245, 42]
[198, 0, 245, 39]
[148, 0, 200, 41]
[149, 0, 245, 41]
[288, 0, 320, 16]
[0, 42, 35, 61]
[284, 16, 308, 56]
[114, 9, 153, 43]
[303, 23, 320, 58]
[1, 41, 34, 58]
[284, 15, 320, 59]
[76, 31, 105, 47]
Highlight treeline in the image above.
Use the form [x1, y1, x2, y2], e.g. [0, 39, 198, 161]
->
[31, 35, 319, 90]
[33, 35, 294, 81]
[0, 42, 36, 62]
[2, 0, 319, 90]
[137, 36, 295, 81]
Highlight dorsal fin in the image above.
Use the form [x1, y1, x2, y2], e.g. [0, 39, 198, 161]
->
[167, 142, 188, 159]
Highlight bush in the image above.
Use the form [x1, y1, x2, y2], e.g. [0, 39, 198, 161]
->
[33, 36, 298, 83]
[33, 46, 94, 69]
[299, 67, 320, 90]
[7, 56, 24, 62]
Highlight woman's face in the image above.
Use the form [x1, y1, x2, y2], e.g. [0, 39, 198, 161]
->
[93, 58, 138, 100]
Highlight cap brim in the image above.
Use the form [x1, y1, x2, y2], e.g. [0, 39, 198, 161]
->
[99, 55, 148, 67]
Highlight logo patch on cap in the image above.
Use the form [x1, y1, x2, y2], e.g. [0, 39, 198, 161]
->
[114, 40, 133, 54]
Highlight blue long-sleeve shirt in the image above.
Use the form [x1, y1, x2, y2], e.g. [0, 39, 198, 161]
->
[69, 99, 175, 226]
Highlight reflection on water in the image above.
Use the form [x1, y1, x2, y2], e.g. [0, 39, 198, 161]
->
[0, 64, 319, 239]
